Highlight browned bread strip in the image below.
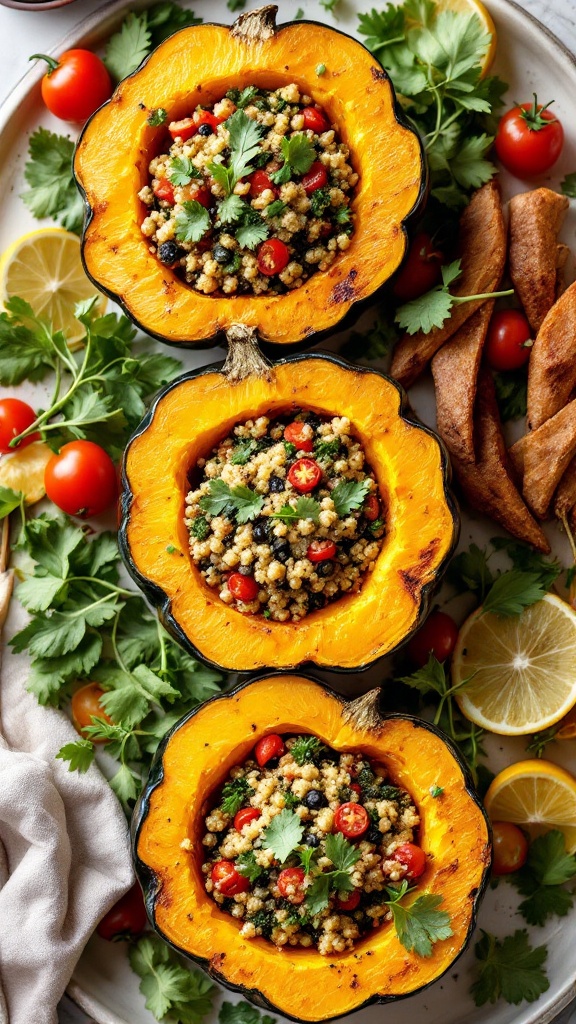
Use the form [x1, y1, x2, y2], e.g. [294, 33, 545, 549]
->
[508, 188, 569, 333]
[554, 456, 576, 520]
[509, 399, 576, 519]
[390, 180, 506, 389]
[431, 302, 494, 465]
[452, 369, 550, 552]
[527, 281, 576, 430]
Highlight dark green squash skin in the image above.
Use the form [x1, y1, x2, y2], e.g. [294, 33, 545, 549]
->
[73, 14, 428, 355]
[118, 349, 459, 675]
[131, 670, 492, 1023]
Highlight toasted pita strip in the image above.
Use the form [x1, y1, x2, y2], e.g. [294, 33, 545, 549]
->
[390, 180, 506, 389]
[554, 457, 576, 519]
[509, 399, 576, 519]
[526, 281, 576, 430]
[452, 369, 549, 552]
[508, 188, 569, 334]
[556, 243, 570, 298]
[431, 301, 494, 465]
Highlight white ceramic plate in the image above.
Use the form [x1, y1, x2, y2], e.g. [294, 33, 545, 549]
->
[2, 0, 576, 1022]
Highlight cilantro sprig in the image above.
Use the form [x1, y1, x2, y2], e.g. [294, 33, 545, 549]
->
[208, 109, 267, 203]
[331, 479, 372, 517]
[272, 497, 321, 525]
[271, 134, 316, 185]
[104, 1, 202, 81]
[384, 881, 453, 957]
[129, 933, 215, 1022]
[199, 479, 264, 523]
[21, 128, 84, 235]
[262, 808, 305, 863]
[509, 831, 576, 926]
[471, 930, 549, 1006]
[395, 260, 514, 336]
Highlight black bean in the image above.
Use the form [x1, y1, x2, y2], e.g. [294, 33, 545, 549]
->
[308, 592, 326, 612]
[317, 561, 334, 578]
[198, 123, 213, 136]
[252, 518, 270, 543]
[158, 241, 185, 265]
[306, 412, 322, 429]
[213, 244, 232, 264]
[367, 825, 382, 844]
[303, 833, 320, 847]
[271, 538, 290, 562]
[304, 789, 327, 810]
[269, 474, 285, 492]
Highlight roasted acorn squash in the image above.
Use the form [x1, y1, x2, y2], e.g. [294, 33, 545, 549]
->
[73, 5, 425, 349]
[133, 673, 492, 1021]
[119, 342, 458, 673]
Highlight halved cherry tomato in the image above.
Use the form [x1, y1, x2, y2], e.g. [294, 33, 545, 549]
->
[407, 611, 459, 668]
[97, 883, 147, 941]
[211, 860, 250, 896]
[169, 110, 224, 142]
[277, 866, 306, 904]
[364, 494, 380, 522]
[350, 783, 362, 797]
[287, 458, 322, 493]
[257, 238, 290, 277]
[392, 842, 427, 879]
[495, 96, 564, 177]
[492, 821, 529, 875]
[307, 539, 337, 562]
[234, 807, 261, 831]
[249, 170, 278, 198]
[153, 179, 175, 204]
[392, 231, 443, 302]
[284, 421, 314, 452]
[335, 889, 361, 911]
[32, 49, 112, 124]
[302, 161, 328, 195]
[334, 802, 369, 839]
[196, 110, 224, 131]
[255, 733, 285, 766]
[180, 182, 212, 208]
[302, 107, 329, 134]
[44, 440, 117, 518]
[485, 310, 532, 371]
[71, 682, 113, 740]
[0, 398, 39, 453]
[228, 572, 259, 602]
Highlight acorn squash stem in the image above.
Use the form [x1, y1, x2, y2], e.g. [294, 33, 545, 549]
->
[342, 688, 383, 733]
[230, 4, 278, 41]
[223, 324, 272, 382]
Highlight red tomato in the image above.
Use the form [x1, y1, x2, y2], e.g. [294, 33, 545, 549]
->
[71, 682, 112, 740]
[302, 161, 328, 195]
[0, 398, 39, 453]
[44, 441, 117, 518]
[97, 883, 147, 941]
[302, 107, 329, 134]
[234, 807, 261, 831]
[485, 310, 532, 371]
[196, 110, 223, 131]
[228, 572, 259, 602]
[287, 458, 322, 493]
[169, 117, 197, 141]
[392, 231, 443, 302]
[392, 842, 427, 879]
[364, 494, 380, 522]
[153, 179, 175, 204]
[350, 783, 362, 796]
[180, 182, 212, 208]
[255, 733, 285, 766]
[258, 238, 290, 277]
[211, 860, 250, 896]
[334, 802, 369, 839]
[307, 539, 337, 562]
[277, 867, 306, 904]
[284, 421, 314, 452]
[407, 611, 459, 668]
[249, 170, 277, 197]
[492, 821, 529, 876]
[335, 889, 361, 911]
[495, 97, 564, 177]
[33, 49, 112, 123]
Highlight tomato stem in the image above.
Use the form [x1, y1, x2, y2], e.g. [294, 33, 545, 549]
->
[29, 54, 60, 75]
[519, 93, 557, 132]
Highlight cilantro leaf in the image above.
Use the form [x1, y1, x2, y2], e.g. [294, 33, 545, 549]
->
[561, 172, 576, 198]
[0, 486, 22, 520]
[471, 930, 549, 1006]
[395, 286, 454, 335]
[271, 134, 316, 184]
[515, 875, 573, 927]
[490, 538, 561, 589]
[218, 194, 246, 224]
[272, 496, 321, 524]
[482, 571, 549, 617]
[509, 831, 576, 926]
[237, 851, 266, 883]
[219, 1003, 275, 1024]
[174, 200, 211, 243]
[325, 832, 361, 873]
[220, 777, 252, 816]
[168, 156, 202, 186]
[235, 219, 269, 250]
[313, 439, 341, 462]
[493, 369, 528, 421]
[146, 1, 202, 46]
[385, 885, 453, 957]
[198, 479, 263, 523]
[298, 845, 320, 875]
[526, 830, 576, 886]
[129, 933, 215, 1022]
[331, 478, 371, 517]
[226, 86, 259, 109]
[449, 133, 495, 188]
[398, 655, 448, 697]
[447, 543, 494, 599]
[306, 874, 332, 914]
[21, 128, 84, 234]
[104, 11, 151, 80]
[265, 200, 287, 219]
[262, 808, 304, 863]
[56, 739, 95, 773]
[226, 109, 268, 184]
[230, 439, 259, 465]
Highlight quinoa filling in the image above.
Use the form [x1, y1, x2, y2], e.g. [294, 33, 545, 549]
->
[139, 83, 357, 297]
[184, 410, 385, 622]
[198, 733, 422, 955]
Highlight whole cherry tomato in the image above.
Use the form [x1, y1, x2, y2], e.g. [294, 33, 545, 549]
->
[44, 440, 118, 518]
[307, 539, 337, 562]
[495, 95, 564, 177]
[153, 179, 175, 204]
[287, 458, 322, 493]
[71, 682, 113, 740]
[97, 883, 147, 941]
[335, 889, 361, 912]
[392, 842, 427, 879]
[485, 309, 532, 371]
[302, 161, 328, 195]
[249, 170, 278, 198]
[364, 494, 380, 522]
[211, 860, 250, 896]
[277, 867, 306, 904]
[234, 807, 261, 831]
[334, 802, 369, 839]
[392, 231, 444, 302]
[407, 611, 459, 668]
[258, 238, 290, 277]
[284, 421, 314, 452]
[32, 50, 112, 123]
[255, 733, 285, 766]
[302, 107, 329, 134]
[0, 398, 39, 453]
[227, 572, 259, 602]
[492, 821, 529, 875]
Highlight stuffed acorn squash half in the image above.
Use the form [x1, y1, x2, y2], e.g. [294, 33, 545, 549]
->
[132, 674, 492, 1022]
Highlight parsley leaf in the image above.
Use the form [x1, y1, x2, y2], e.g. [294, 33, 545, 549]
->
[271, 134, 316, 185]
[298, 845, 320, 875]
[220, 777, 252, 816]
[104, 11, 151, 80]
[235, 219, 269, 250]
[174, 200, 211, 244]
[168, 156, 202, 186]
[199, 479, 264, 524]
[331, 479, 371, 517]
[237, 851, 266, 883]
[493, 369, 528, 421]
[305, 874, 332, 915]
[310, 188, 332, 217]
[0, 486, 23, 520]
[490, 538, 561, 589]
[561, 172, 576, 198]
[482, 571, 549, 617]
[290, 736, 324, 765]
[447, 543, 494, 599]
[341, 318, 398, 362]
[509, 831, 576, 926]
[272, 496, 321, 524]
[56, 739, 95, 773]
[385, 883, 453, 957]
[190, 516, 209, 540]
[218, 194, 247, 225]
[227, 86, 259, 109]
[219, 1002, 276, 1024]
[129, 933, 215, 1022]
[396, 257, 513, 335]
[471, 930, 549, 1006]
[261, 808, 304, 863]
[21, 128, 84, 234]
[208, 110, 267, 198]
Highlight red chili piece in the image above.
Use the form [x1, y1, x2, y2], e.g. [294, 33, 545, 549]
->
[277, 867, 306, 904]
[302, 161, 328, 195]
[364, 494, 380, 522]
[307, 539, 337, 563]
[287, 458, 322, 493]
[211, 860, 250, 896]
[392, 842, 427, 879]
[228, 572, 259, 602]
[257, 238, 290, 277]
[255, 733, 285, 767]
[153, 179, 175, 204]
[234, 807, 262, 831]
[334, 802, 370, 839]
[335, 889, 361, 912]
[302, 106, 329, 134]
[284, 421, 314, 452]
[249, 170, 278, 198]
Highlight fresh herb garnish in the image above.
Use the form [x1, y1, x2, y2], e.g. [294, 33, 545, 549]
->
[199, 479, 264, 523]
[190, 516, 210, 541]
[447, 543, 494, 599]
[227, 0, 246, 10]
[561, 172, 576, 198]
[331, 479, 371, 517]
[220, 777, 252, 816]
[493, 369, 528, 421]
[219, 1003, 276, 1024]
[482, 571, 549, 617]
[235, 217, 269, 250]
[168, 155, 202, 186]
[272, 497, 321, 525]
[314, 439, 341, 462]
[147, 108, 167, 126]
[261, 808, 304, 863]
[230, 439, 259, 465]
[471, 930, 549, 1006]
[237, 851, 266, 883]
[104, 2, 202, 81]
[290, 735, 324, 765]
[310, 188, 332, 217]
[305, 833, 361, 913]
[0, 486, 24, 522]
[208, 110, 267, 200]
[226, 86, 259, 109]
[384, 881, 453, 957]
[395, 260, 513, 335]
[430, 784, 444, 798]
[509, 831, 576, 926]
[264, 200, 287, 219]
[129, 933, 215, 1022]
[271, 134, 316, 185]
[21, 128, 84, 234]
[174, 200, 211, 243]
[341, 317, 398, 362]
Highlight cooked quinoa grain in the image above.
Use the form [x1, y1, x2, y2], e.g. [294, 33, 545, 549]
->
[139, 84, 356, 297]
[185, 410, 385, 621]
[199, 734, 422, 954]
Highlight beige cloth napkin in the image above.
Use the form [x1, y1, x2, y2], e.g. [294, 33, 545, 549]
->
[0, 574, 134, 1024]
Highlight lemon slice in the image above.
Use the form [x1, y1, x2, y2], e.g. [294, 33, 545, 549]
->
[484, 760, 576, 852]
[0, 441, 52, 504]
[0, 228, 106, 347]
[407, 0, 497, 76]
[453, 594, 576, 735]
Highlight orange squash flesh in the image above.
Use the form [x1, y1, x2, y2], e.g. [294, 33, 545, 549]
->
[74, 16, 424, 347]
[135, 674, 491, 1021]
[122, 355, 457, 672]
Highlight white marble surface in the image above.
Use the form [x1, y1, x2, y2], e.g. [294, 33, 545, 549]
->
[0, 0, 574, 1021]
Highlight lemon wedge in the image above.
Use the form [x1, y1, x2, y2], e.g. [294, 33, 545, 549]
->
[0, 441, 52, 504]
[485, 760, 576, 853]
